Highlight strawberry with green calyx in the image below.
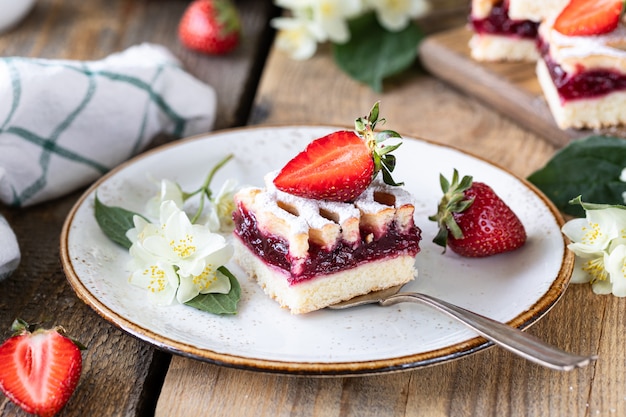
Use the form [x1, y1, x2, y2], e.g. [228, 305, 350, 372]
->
[0, 319, 85, 417]
[273, 102, 404, 202]
[178, 0, 241, 55]
[429, 169, 527, 258]
[554, 0, 623, 36]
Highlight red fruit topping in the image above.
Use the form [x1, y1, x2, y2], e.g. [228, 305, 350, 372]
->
[273, 130, 374, 202]
[554, 0, 623, 36]
[273, 102, 403, 202]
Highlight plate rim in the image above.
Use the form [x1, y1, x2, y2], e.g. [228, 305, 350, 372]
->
[59, 124, 574, 376]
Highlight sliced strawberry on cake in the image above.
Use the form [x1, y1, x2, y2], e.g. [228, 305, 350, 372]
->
[232, 103, 422, 314]
[536, 0, 626, 129]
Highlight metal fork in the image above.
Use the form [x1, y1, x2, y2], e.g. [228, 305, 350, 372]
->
[328, 286, 597, 371]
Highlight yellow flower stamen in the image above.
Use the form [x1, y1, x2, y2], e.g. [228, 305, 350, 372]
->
[580, 223, 604, 245]
[170, 234, 196, 258]
[582, 258, 609, 283]
[192, 264, 218, 291]
[143, 265, 167, 293]
[320, 3, 332, 17]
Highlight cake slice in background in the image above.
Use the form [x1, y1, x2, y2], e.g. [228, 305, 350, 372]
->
[536, 0, 626, 129]
[468, 0, 568, 62]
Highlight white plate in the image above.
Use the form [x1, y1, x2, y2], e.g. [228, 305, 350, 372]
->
[60, 126, 573, 375]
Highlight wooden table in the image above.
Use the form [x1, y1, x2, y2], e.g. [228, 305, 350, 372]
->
[0, 1, 617, 416]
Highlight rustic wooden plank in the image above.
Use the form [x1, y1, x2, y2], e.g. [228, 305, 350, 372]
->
[419, 26, 626, 148]
[0, 0, 276, 416]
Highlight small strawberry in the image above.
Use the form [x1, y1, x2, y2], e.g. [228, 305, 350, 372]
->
[553, 0, 623, 37]
[273, 102, 403, 202]
[0, 319, 85, 417]
[429, 170, 527, 257]
[178, 0, 241, 55]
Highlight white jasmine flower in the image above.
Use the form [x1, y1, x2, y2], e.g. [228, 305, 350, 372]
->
[605, 242, 626, 296]
[568, 251, 610, 293]
[562, 198, 626, 297]
[272, 16, 324, 60]
[562, 207, 626, 255]
[367, 0, 429, 31]
[146, 179, 184, 218]
[310, 0, 362, 43]
[130, 258, 181, 305]
[206, 178, 239, 232]
[127, 201, 233, 304]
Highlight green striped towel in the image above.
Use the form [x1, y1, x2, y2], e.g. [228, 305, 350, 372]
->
[0, 43, 216, 280]
[0, 43, 216, 208]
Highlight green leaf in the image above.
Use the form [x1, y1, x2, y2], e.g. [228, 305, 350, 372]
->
[94, 194, 144, 249]
[332, 12, 423, 92]
[376, 130, 402, 142]
[382, 154, 397, 172]
[569, 195, 626, 211]
[184, 266, 241, 315]
[527, 136, 626, 217]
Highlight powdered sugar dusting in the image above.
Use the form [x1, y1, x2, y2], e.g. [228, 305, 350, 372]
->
[541, 21, 626, 72]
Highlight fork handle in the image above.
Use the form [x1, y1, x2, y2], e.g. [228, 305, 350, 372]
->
[383, 292, 597, 371]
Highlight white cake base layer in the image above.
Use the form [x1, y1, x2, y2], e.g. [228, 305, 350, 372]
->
[233, 237, 417, 314]
[469, 34, 539, 62]
[537, 58, 626, 129]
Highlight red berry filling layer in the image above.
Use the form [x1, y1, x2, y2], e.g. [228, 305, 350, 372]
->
[538, 38, 626, 101]
[233, 204, 422, 285]
[470, 1, 538, 39]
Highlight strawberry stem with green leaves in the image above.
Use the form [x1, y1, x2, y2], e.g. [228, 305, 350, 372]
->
[429, 169, 475, 249]
[355, 101, 404, 187]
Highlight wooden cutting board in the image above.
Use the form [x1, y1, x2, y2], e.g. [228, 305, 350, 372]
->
[419, 26, 626, 147]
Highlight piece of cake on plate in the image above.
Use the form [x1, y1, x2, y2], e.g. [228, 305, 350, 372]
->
[232, 103, 422, 314]
[536, 0, 626, 129]
[469, 0, 568, 62]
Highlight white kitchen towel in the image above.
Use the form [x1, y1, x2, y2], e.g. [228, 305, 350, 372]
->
[0, 43, 216, 207]
[0, 43, 217, 280]
[0, 214, 19, 281]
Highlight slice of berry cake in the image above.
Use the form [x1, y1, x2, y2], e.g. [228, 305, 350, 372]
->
[536, 0, 626, 129]
[469, 0, 567, 62]
[233, 174, 421, 314]
[231, 103, 422, 314]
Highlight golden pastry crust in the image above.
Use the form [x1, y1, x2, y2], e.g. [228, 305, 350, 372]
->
[508, 0, 568, 22]
[233, 173, 417, 259]
[471, 0, 499, 20]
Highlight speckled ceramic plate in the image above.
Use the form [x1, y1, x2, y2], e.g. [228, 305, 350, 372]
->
[60, 126, 573, 376]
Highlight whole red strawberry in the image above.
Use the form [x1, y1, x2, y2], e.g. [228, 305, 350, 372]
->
[178, 0, 241, 55]
[554, 0, 623, 36]
[273, 102, 404, 202]
[429, 170, 527, 257]
[0, 319, 84, 417]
